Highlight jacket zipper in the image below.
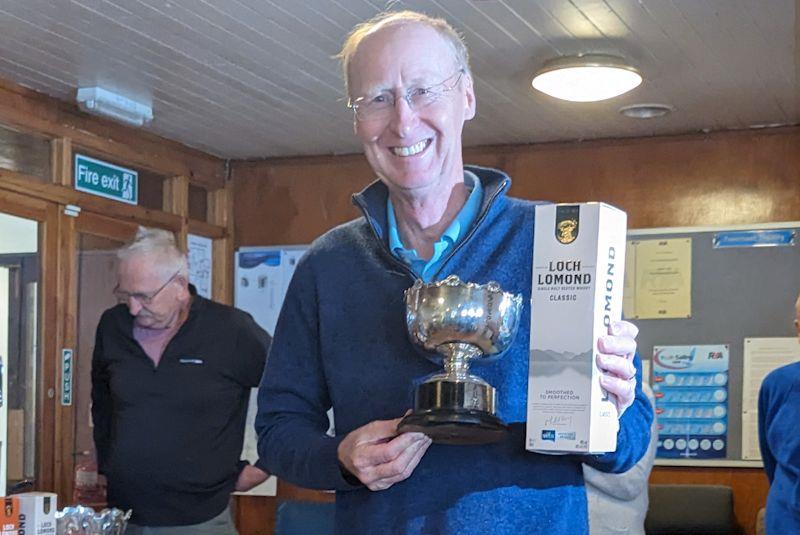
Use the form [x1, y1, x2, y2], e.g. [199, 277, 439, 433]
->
[352, 176, 510, 282]
[353, 194, 417, 280]
[431, 177, 509, 280]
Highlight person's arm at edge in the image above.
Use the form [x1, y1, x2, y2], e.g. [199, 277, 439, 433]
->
[90, 313, 113, 475]
[254, 255, 361, 491]
[758, 372, 776, 483]
[233, 311, 272, 478]
[233, 311, 273, 486]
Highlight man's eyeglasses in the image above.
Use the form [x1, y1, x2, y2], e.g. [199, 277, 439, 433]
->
[348, 69, 465, 122]
[114, 271, 179, 305]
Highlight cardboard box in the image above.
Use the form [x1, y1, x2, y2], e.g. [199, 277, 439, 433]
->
[16, 492, 57, 535]
[527, 203, 627, 453]
[1, 497, 19, 535]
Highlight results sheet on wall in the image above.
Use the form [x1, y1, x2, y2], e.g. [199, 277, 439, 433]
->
[652, 344, 730, 459]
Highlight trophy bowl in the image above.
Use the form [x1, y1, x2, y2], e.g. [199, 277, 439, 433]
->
[398, 275, 523, 445]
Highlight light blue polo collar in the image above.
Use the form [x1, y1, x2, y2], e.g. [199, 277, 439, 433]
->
[387, 171, 483, 281]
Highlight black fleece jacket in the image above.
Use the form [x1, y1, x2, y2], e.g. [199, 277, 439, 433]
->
[91, 287, 270, 526]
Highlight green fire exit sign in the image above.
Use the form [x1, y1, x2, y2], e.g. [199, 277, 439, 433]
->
[74, 154, 138, 205]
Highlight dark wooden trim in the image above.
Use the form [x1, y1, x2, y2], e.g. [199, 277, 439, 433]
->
[1, 168, 183, 231]
[0, 77, 224, 189]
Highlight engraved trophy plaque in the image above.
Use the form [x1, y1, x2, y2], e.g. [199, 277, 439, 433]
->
[398, 275, 523, 445]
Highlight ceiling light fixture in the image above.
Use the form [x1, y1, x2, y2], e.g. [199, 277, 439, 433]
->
[619, 103, 674, 119]
[76, 86, 153, 127]
[531, 54, 642, 102]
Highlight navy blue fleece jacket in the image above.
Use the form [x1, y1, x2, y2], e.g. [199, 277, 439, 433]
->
[256, 166, 652, 534]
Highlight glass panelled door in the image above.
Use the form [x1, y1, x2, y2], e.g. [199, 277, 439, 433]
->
[0, 211, 39, 496]
[68, 214, 136, 506]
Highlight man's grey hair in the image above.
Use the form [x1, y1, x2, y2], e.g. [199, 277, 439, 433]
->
[117, 226, 188, 279]
[337, 10, 471, 97]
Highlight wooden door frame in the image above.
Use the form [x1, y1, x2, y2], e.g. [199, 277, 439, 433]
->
[0, 188, 59, 496]
[55, 210, 142, 502]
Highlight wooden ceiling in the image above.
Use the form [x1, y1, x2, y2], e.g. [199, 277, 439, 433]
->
[0, 0, 796, 158]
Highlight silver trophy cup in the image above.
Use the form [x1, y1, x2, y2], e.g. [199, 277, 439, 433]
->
[398, 275, 523, 445]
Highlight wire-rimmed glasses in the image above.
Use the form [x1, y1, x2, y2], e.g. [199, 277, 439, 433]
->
[348, 69, 466, 121]
[113, 270, 179, 305]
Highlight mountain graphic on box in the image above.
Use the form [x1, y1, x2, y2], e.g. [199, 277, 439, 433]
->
[530, 349, 592, 378]
[532, 349, 592, 362]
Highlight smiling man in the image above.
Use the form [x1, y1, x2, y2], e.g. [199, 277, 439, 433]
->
[256, 11, 653, 534]
[91, 227, 271, 534]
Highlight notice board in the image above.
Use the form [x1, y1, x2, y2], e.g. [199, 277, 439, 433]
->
[627, 223, 799, 466]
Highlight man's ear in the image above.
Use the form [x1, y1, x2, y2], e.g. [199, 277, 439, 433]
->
[176, 275, 191, 296]
[463, 73, 476, 121]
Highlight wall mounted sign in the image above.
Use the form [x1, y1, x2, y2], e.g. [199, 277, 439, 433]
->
[74, 154, 138, 205]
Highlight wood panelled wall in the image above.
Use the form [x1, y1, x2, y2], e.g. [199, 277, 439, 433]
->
[234, 126, 800, 249]
[232, 126, 800, 535]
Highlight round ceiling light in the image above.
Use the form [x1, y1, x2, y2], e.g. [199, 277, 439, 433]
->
[619, 103, 674, 119]
[531, 54, 642, 102]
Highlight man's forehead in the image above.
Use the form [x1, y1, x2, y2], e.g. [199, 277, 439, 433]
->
[118, 254, 161, 280]
[360, 20, 442, 48]
[349, 23, 456, 89]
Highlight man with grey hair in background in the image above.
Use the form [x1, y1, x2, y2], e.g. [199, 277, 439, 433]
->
[91, 226, 271, 534]
[256, 10, 652, 534]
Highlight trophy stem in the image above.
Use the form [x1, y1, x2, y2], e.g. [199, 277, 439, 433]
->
[439, 342, 482, 380]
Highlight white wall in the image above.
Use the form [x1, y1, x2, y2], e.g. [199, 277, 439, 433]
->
[0, 212, 37, 254]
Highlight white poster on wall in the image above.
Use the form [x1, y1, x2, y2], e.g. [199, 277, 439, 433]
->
[187, 234, 213, 298]
[741, 337, 800, 460]
[235, 247, 307, 336]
